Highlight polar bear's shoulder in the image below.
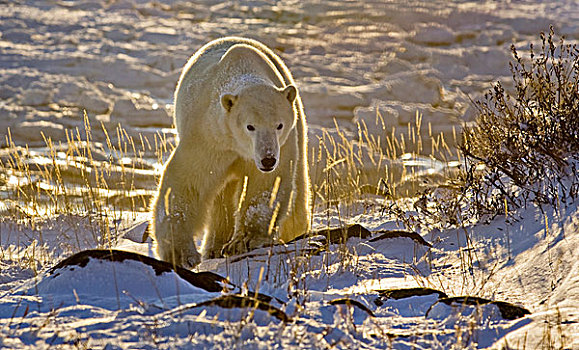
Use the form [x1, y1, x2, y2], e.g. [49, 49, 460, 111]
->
[218, 43, 278, 75]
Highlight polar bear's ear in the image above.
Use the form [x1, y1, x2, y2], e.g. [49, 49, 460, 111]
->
[283, 85, 297, 104]
[221, 94, 238, 112]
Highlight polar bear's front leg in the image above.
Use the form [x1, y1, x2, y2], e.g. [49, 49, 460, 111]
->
[202, 180, 239, 259]
[152, 179, 204, 269]
[221, 179, 279, 256]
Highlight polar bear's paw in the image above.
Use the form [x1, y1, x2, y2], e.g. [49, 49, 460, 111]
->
[180, 241, 202, 269]
[160, 241, 202, 269]
[181, 251, 202, 269]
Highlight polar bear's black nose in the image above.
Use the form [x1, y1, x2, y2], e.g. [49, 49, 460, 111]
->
[261, 157, 277, 170]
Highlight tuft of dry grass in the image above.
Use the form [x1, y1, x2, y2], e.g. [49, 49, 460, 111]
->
[310, 112, 461, 224]
[0, 112, 167, 266]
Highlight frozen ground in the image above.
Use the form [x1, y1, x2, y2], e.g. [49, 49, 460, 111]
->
[1, 0, 579, 150]
[1, 0, 578, 349]
[0, 199, 577, 349]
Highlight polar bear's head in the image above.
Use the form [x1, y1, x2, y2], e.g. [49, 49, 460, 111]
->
[221, 84, 297, 173]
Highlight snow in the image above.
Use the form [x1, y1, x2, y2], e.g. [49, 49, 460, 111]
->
[0, 197, 577, 349]
[33, 258, 214, 310]
[2, 0, 579, 349]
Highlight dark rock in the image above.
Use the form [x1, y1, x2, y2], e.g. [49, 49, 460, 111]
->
[328, 298, 375, 317]
[191, 295, 291, 322]
[429, 296, 531, 320]
[289, 223, 372, 245]
[374, 287, 447, 306]
[378, 287, 447, 300]
[369, 230, 432, 247]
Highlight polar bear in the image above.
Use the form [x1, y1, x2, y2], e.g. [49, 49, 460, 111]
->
[150, 37, 311, 268]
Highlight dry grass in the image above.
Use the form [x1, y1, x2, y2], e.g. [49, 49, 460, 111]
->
[0, 112, 167, 267]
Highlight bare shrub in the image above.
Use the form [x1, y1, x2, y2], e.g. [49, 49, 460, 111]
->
[461, 28, 579, 213]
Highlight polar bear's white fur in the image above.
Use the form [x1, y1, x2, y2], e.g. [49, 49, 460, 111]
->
[150, 37, 311, 268]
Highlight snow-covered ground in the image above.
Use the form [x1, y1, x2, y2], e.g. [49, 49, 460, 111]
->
[1, 0, 578, 349]
[1, 199, 577, 349]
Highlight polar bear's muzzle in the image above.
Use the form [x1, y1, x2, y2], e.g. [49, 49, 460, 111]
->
[256, 149, 278, 173]
[253, 131, 279, 173]
[259, 155, 277, 172]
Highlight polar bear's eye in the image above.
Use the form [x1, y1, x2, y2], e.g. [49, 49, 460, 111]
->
[246, 125, 255, 131]
[277, 123, 283, 130]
